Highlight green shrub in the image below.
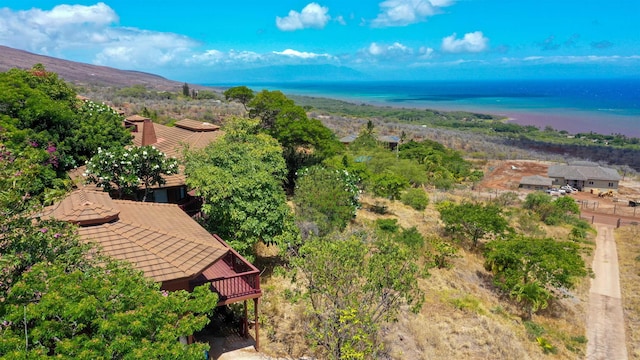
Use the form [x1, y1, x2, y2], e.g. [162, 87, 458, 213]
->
[401, 188, 430, 210]
[376, 218, 400, 233]
[395, 226, 425, 250]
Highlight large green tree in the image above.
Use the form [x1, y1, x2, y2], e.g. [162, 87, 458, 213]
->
[484, 236, 588, 318]
[292, 231, 424, 359]
[246, 89, 343, 187]
[0, 65, 131, 169]
[437, 201, 511, 247]
[223, 86, 254, 111]
[1, 261, 217, 358]
[184, 117, 298, 258]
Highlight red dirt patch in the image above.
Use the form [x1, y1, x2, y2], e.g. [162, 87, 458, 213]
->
[477, 160, 551, 191]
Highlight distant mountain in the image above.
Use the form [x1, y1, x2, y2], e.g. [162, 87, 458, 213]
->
[0, 45, 184, 91]
[202, 64, 369, 83]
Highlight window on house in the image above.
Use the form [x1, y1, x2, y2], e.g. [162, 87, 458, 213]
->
[608, 182, 614, 187]
[588, 181, 594, 185]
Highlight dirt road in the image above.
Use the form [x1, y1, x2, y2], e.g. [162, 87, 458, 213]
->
[586, 224, 628, 360]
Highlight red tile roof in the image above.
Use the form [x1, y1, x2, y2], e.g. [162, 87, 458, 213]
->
[175, 118, 220, 132]
[131, 120, 223, 158]
[43, 190, 229, 283]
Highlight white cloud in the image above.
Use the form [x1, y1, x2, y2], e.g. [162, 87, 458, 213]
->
[368, 43, 384, 56]
[372, 0, 454, 27]
[419, 46, 434, 58]
[366, 42, 413, 60]
[0, 3, 118, 53]
[187, 49, 264, 66]
[273, 49, 335, 60]
[276, 3, 330, 31]
[0, 3, 200, 70]
[441, 31, 488, 53]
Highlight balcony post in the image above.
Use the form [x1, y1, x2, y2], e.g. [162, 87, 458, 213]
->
[253, 297, 260, 351]
[243, 300, 248, 338]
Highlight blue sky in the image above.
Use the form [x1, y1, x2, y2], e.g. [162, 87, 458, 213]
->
[1, 1, 639, 82]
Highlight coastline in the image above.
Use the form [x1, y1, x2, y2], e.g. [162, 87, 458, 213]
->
[212, 80, 640, 138]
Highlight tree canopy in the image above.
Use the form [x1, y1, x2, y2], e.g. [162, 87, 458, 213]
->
[0, 65, 132, 170]
[484, 236, 587, 318]
[223, 86, 254, 111]
[244, 89, 343, 187]
[437, 201, 511, 247]
[292, 230, 424, 359]
[1, 260, 217, 358]
[184, 117, 299, 259]
[523, 192, 581, 225]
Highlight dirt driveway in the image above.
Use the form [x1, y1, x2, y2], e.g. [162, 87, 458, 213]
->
[586, 224, 628, 360]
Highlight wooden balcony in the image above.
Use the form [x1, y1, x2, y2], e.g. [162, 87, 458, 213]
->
[190, 235, 261, 306]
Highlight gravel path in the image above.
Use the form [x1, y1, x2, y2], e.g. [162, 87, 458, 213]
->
[586, 224, 628, 360]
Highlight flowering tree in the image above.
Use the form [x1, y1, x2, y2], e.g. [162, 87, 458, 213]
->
[84, 146, 179, 201]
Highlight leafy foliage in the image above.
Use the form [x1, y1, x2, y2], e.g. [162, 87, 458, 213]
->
[223, 86, 254, 110]
[0, 65, 131, 170]
[70, 99, 133, 163]
[437, 201, 511, 247]
[368, 172, 410, 200]
[1, 258, 217, 358]
[293, 166, 360, 236]
[184, 117, 298, 259]
[401, 187, 430, 210]
[291, 230, 424, 359]
[484, 236, 588, 318]
[523, 192, 580, 225]
[84, 145, 179, 201]
[246, 89, 343, 187]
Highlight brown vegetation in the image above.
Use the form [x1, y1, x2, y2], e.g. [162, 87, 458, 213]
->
[616, 225, 640, 359]
[254, 191, 593, 359]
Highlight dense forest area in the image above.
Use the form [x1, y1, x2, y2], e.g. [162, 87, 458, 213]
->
[0, 66, 613, 358]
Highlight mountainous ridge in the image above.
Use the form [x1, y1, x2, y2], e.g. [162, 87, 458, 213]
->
[0, 45, 185, 90]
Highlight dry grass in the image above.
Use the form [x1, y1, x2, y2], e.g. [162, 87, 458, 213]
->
[616, 225, 640, 359]
[254, 190, 592, 359]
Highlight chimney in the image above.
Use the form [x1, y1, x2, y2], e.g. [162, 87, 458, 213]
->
[141, 118, 157, 146]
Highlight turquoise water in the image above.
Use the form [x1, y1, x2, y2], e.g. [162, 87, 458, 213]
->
[209, 79, 640, 137]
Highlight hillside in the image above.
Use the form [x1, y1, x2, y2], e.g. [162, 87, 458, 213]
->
[0, 45, 184, 90]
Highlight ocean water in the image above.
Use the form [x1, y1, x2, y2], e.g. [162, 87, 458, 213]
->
[219, 79, 640, 138]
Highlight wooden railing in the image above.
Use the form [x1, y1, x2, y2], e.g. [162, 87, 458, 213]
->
[210, 271, 261, 302]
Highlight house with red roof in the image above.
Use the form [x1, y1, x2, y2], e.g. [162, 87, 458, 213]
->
[43, 189, 262, 348]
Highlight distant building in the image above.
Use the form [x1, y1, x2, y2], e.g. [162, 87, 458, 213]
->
[547, 161, 621, 192]
[339, 134, 400, 150]
[519, 175, 553, 191]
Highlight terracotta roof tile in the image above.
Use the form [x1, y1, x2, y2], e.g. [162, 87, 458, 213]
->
[132, 121, 224, 158]
[50, 190, 229, 283]
[125, 115, 150, 122]
[175, 118, 220, 132]
[42, 191, 119, 225]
